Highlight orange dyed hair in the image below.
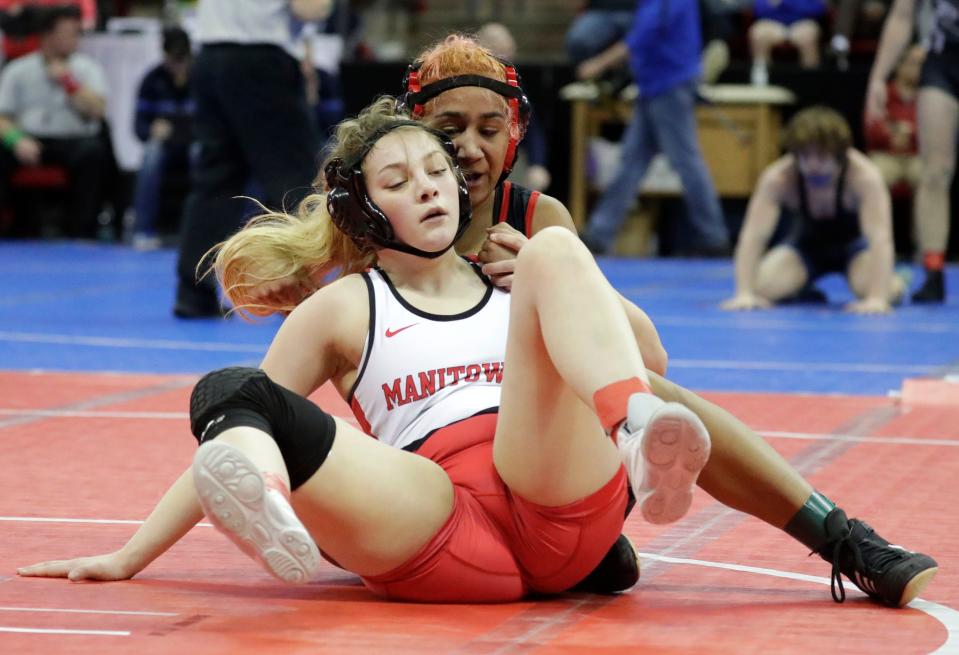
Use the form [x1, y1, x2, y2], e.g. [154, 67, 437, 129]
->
[413, 33, 524, 141]
[417, 33, 508, 85]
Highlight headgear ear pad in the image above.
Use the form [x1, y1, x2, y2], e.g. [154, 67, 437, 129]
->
[325, 122, 472, 258]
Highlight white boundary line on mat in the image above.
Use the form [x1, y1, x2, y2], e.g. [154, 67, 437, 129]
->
[640, 553, 958, 654]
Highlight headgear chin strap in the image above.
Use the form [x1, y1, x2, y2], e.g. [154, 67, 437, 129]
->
[325, 121, 472, 259]
[400, 57, 531, 185]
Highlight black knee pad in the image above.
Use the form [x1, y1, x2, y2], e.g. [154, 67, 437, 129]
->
[190, 367, 270, 439]
[188, 366, 336, 489]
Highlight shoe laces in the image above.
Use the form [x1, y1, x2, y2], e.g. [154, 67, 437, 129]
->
[823, 519, 860, 603]
[823, 520, 904, 603]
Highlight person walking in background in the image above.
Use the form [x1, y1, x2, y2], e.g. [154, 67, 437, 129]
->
[577, 0, 730, 257]
[130, 26, 194, 251]
[866, 0, 959, 303]
[565, 1, 637, 67]
[0, 4, 109, 238]
[173, 0, 330, 318]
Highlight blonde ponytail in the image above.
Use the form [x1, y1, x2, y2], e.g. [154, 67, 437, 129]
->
[210, 193, 374, 318]
[209, 95, 429, 318]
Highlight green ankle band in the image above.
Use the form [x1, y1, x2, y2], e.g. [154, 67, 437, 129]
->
[784, 491, 836, 552]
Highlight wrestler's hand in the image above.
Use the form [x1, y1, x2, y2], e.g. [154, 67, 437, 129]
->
[18, 551, 138, 582]
[845, 297, 892, 315]
[479, 223, 528, 291]
[721, 292, 772, 311]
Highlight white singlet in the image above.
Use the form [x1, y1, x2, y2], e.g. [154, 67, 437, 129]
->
[348, 265, 511, 450]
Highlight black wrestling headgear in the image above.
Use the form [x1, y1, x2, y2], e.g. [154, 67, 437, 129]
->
[325, 121, 472, 258]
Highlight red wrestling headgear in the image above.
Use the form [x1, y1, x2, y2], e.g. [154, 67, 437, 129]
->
[399, 57, 531, 185]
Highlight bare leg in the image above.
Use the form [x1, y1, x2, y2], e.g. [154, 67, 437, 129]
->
[648, 372, 811, 527]
[915, 87, 958, 257]
[788, 20, 822, 68]
[749, 20, 787, 65]
[200, 420, 454, 577]
[847, 250, 904, 301]
[905, 155, 922, 190]
[869, 152, 907, 188]
[293, 418, 454, 575]
[492, 227, 639, 506]
[755, 245, 809, 302]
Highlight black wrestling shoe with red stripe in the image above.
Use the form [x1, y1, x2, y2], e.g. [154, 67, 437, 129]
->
[817, 508, 938, 607]
[911, 270, 945, 303]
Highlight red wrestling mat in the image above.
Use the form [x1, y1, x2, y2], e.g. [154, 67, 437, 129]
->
[1, 371, 955, 654]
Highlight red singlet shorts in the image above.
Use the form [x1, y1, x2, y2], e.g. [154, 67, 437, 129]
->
[361, 412, 628, 602]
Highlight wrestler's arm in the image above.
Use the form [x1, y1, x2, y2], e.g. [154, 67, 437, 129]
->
[847, 156, 896, 313]
[721, 160, 786, 310]
[17, 280, 362, 581]
[479, 193, 668, 375]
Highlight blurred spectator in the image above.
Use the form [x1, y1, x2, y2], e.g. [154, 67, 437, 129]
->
[829, 0, 890, 70]
[173, 0, 328, 319]
[476, 21, 551, 191]
[130, 26, 193, 251]
[866, 0, 957, 303]
[722, 106, 904, 315]
[864, 44, 923, 192]
[749, 0, 827, 85]
[699, 0, 737, 84]
[295, 1, 359, 154]
[0, 0, 96, 34]
[566, 0, 636, 65]
[0, 4, 110, 238]
[565, 0, 636, 92]
[577, 0, 729, 257]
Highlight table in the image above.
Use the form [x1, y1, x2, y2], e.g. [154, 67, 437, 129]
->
[561, 82, 796, 230]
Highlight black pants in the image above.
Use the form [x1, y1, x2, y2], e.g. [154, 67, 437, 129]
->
[0, 134, 109, 238]
[175, 44, 320, 305]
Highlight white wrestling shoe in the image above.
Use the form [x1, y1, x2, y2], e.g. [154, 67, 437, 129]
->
[192, 441, 320, 584]
[617, 395, 711, 525]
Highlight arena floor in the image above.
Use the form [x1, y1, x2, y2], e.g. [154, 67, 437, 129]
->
[1, 241, 956, 654]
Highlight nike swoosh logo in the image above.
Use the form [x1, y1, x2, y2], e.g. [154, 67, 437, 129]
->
[385, 323, 419, 338]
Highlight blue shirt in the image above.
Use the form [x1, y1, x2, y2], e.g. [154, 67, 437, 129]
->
[753, 0, 826, 26]
[625, 0, 701, 99]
